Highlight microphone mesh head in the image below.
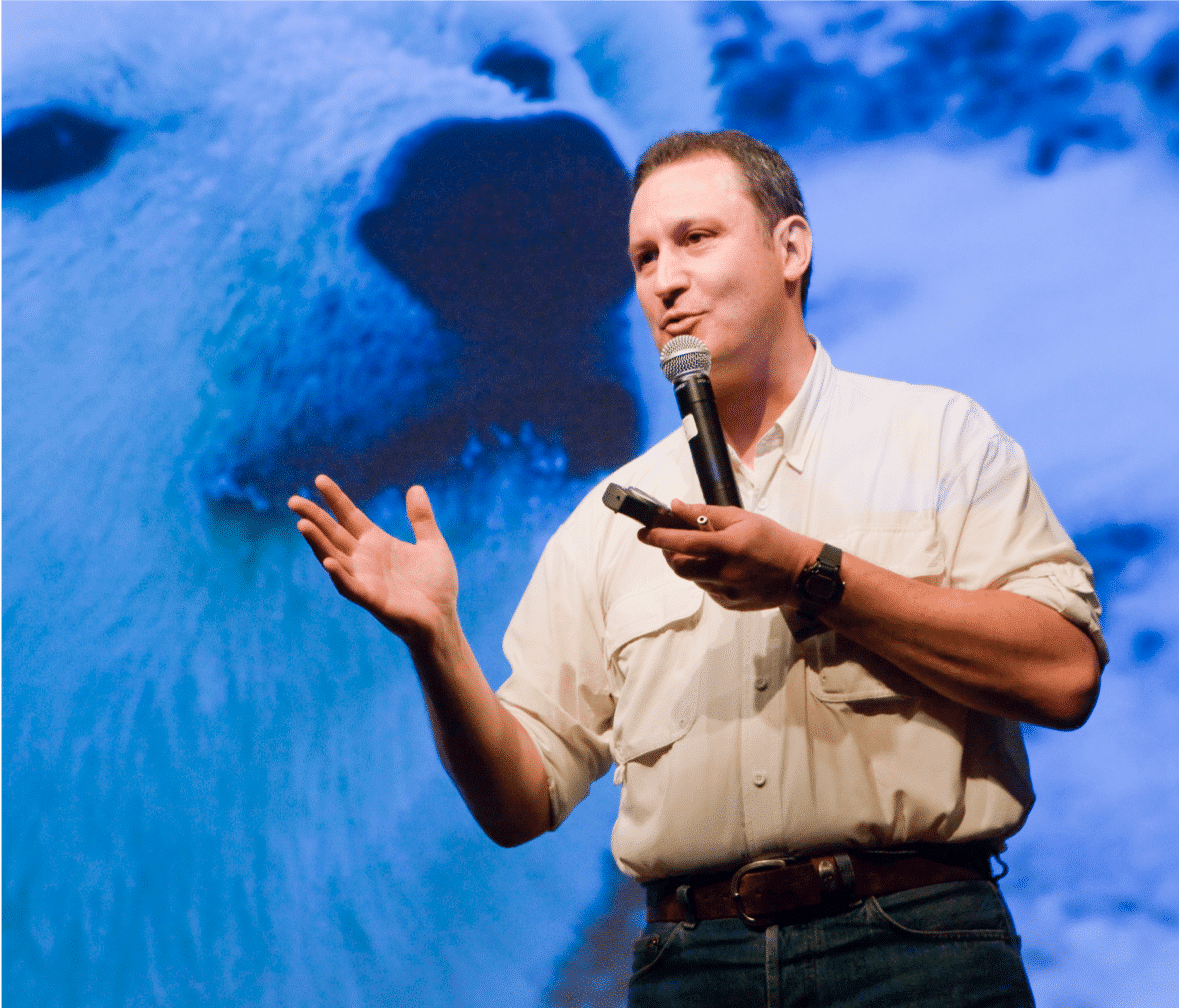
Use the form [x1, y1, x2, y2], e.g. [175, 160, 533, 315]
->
[659, 335, 711, 383]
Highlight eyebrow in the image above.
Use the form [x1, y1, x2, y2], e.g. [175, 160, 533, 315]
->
[670, 218, 702, 241]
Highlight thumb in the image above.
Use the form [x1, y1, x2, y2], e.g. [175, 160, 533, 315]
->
[405, 485, 444, 543]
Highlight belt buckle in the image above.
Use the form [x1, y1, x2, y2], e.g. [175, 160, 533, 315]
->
[730, 857, 789, 926]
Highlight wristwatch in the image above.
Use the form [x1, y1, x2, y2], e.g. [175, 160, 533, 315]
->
[795, 544, 845, 613]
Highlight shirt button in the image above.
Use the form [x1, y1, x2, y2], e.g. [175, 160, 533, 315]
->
[755, 677, 768, 691]
[756, 498, 768, 510]
[752, 773, 767, 787]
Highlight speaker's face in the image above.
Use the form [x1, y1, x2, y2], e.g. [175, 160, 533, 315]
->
[629, 153, 793, 376]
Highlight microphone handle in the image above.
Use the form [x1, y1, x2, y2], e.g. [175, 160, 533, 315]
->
[674, 373, 742, 508]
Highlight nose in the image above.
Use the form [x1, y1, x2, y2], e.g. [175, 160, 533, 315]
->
[651, 248, 688, 307]
[200, 110, 642, 514]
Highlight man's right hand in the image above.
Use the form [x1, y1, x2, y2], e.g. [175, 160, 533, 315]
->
[288, 474, 552, 845]
[288, 475, 457, 643]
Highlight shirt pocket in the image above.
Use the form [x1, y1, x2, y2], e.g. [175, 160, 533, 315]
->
[604, 578, 705, 776]
[806, 519, 945, 704]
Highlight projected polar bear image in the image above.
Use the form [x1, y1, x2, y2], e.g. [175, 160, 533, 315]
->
[5, 3, 1179, 1007]
[4, 5, 718, 1004]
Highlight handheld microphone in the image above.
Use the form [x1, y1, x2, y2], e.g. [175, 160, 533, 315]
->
[659, 336, 742, 508]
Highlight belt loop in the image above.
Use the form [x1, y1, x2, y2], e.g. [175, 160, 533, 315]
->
[815, 853, 860, 907]
[765, 923, 780, 1008]
[834, 852, 859, 904]
[675, 884, 698, 929]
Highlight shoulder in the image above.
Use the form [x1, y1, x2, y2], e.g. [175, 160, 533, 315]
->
[561, 426, 692, 534]
[828, 365, 1010, 462]
[833, 366, 983, 423]
[538, 428, 693, 596]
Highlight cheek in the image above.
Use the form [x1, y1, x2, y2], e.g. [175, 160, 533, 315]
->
[725, 271, 776, 315]
[636, 288, 662, 328]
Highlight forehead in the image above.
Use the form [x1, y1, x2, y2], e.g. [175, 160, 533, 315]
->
[629, 154, 758, 237]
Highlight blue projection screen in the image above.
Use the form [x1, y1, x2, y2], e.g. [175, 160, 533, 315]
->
[4, 3, 1178, 1006]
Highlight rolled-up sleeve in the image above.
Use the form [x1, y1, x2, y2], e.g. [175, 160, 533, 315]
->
[496, 529, 615, 829]
[998, 559, 1108, 667]
[942, 426, 1108, 667]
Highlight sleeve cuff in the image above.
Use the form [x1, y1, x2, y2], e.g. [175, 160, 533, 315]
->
[999, 562, 1110, 669]
[497, 686, 608, 829]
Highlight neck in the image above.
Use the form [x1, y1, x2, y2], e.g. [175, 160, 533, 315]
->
[711, 325, 815, 466]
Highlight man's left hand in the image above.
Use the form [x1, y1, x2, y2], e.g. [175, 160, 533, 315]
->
[638, 500, 822, 611]
[639, 499, 1101, 730]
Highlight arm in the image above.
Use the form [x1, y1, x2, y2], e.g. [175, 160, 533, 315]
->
[288, 475, 552, 847]
[640, 501, 1101, 731]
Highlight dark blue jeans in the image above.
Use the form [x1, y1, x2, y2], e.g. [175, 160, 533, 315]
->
[629, 880, 1034, 1008]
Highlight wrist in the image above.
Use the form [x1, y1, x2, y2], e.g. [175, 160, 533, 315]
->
[390, 600, 461, 652]
[794, 543, 845, 614]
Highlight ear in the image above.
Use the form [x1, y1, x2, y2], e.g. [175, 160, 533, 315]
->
[772, 215, 812, 288]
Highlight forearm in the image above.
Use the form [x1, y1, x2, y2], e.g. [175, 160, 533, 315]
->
[643, 501, 1101, 730]
[288, 480, 552, 846]
[817, 553, 1101, 730]
[405, 611, 553, 847]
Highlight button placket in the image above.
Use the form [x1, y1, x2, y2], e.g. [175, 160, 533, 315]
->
[738, 614, 785, 852]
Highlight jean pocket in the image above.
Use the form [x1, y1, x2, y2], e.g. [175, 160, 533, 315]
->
[629, 922, 682, 984]
[865, 880, 1017, 944]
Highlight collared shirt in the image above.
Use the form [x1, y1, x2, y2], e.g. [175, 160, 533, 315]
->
[496, 341, 1106, 883]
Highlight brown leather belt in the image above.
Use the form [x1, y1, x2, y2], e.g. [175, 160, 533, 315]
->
[646, 844, 995, 927]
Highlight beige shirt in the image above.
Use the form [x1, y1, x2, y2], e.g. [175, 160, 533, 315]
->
[497, 341, 1107, 883]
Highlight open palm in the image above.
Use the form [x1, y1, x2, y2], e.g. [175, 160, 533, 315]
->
[289, 475, 458, 640]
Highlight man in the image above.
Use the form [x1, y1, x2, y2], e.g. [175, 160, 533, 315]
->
[289, 131, 1105, 1007]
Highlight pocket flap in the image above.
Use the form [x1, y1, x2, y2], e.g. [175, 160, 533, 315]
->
[614, 672, 700, 766]
[604, 578, 705, 659]
[807, 637, 923, 703]
[605, 578, 705, 767]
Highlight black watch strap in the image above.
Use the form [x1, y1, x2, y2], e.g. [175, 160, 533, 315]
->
[816, 543, 842, 571]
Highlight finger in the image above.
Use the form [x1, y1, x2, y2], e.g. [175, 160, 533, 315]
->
[640, 525, 723, 557]
[704, 584, 743, 603]
[296, 518, 353, 572]
[320, 555, 366, 605]
[667, 560, 734, 585]
[705, 588, 757, 611]
[655, 545, 730, 581]
[691, 576, 747, 594]
[313, 474, 375, 539]
[405, 485, 445, 545]
[289, 494, 357, 554]
[668, 500, 745, 531]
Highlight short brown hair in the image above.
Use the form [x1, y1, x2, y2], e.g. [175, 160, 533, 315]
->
[633, 131, 812, 311]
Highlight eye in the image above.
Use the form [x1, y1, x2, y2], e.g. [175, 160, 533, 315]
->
[633, 248, 656, 269]
[686, 230, 708, 244]
[474, 42, 555, 101]
[2, 106, 124, 193]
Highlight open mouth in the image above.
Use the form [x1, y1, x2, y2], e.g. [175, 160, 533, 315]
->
[662, 312, 704, 334]
[198, 112, 642, 513]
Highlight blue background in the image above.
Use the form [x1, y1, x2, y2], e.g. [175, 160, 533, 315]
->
[4, 2, 1178, 1005]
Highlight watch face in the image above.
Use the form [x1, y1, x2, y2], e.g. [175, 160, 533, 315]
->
[798, 548, 844, 609]
[807, 571, 839, 602]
